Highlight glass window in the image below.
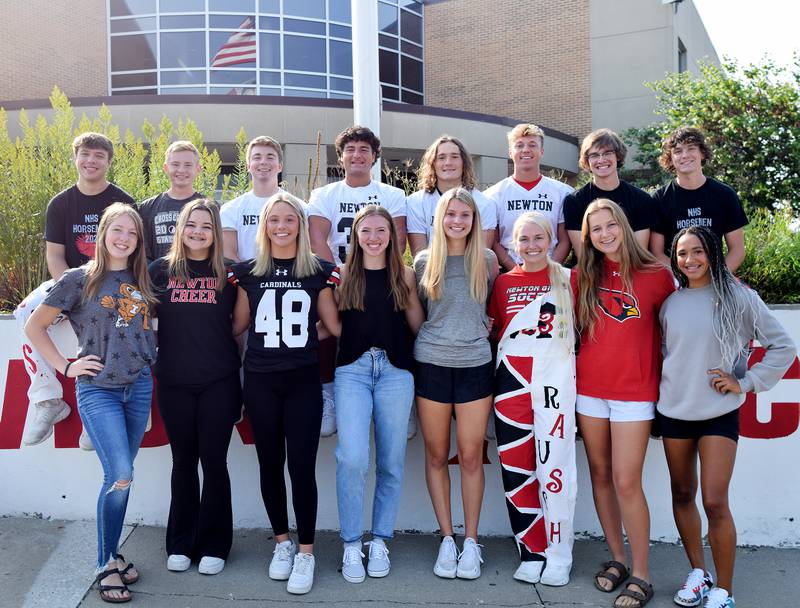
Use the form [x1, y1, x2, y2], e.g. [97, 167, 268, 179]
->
[259, 33, 280, 69]
[112, 88, 158, 95]
[162, 86, 208, 94]
[329, 39, 352, 76]
[378, 34, 397, 50]
[111, 33, 157, 71]
[381, 85, 399, 101]
[259, 0, 279, 13]
[378, 2, 398, 35]
[401, 89, 423, 104]
[330, 92, 352, 100]
[161, 31, 206, 68]
[210, 70, 257, 84]
[210, 30, 257, 67]
[401, 40, 422, 59]
[209, 0, 254, 11]
[259, 15, 280, 30]
[401, 55, 422, 91]
[110, 0, 155, 17]
[285, 73, 326, 88]
[284, 35, 326, 72]
[160, 15, 205, 29]
[260, 71, 281, 85]
[400, 10, 422, 44]
[329, 76, 352, 92]
[329, 23, 350, 39]
[328, 0, 350, 23]
[284, 0, 325, 19]
[284, 18, 326, 35]
[112, 72, 157, 88]
[284, 88, 326, 98]
[210, 86, 257, 95]
[379, 49, 398, 85]
[110, 17, 156, 33]
[160, 0, 205, 12]
[210, 15, 255, 28]
[161, 70, 206, 85]
[399, 0, 422, 15]
[260, 86, 281, 96]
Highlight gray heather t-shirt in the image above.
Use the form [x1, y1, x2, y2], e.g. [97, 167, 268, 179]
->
[413, 250, 498, 368]
[43, 267, 157, 387]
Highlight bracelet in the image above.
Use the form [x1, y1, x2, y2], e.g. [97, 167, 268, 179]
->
[63, 361, 73, 377]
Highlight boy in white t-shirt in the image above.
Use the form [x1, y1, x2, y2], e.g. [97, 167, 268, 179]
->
[407, 135, 496, 257]
[484, 124, 573, 270]
[221, 136, 284, 262]
[307, 126, 407, 438]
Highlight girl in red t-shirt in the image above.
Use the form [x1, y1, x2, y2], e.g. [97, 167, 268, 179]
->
[573, 199, 674, 608]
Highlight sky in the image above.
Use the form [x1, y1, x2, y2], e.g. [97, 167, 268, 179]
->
[692, 0, 799, 70]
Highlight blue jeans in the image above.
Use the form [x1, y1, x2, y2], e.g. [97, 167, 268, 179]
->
[76, 368, 153, 569]
[334, 349, 414, 543]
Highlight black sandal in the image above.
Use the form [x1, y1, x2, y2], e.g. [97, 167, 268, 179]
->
[594, 560, 630, 592]
[116, 554, 139, 585]
[613, 576, 654, 608]
[95, 568, 132, 604]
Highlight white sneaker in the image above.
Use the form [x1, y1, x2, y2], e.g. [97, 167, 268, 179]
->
[433, 536, 458, 579]
[704, 587, 734, 608]
[269, 540, 297, 580]
[79, 427, 94, 451]
[320, 383, 336, 437]
[341, 544, 366, 583]
[456, 537, 483, 580]
[540, 562, 571, 586]
[407, 402, 418, 440]
[167, 554, 191, 572]
[366, 538, 390, 578]
[198, 556, 225, 575]
[513, 560, 544, 584]
[675, 568, 714, 606]
[23, 399, 70, 445]
[287, 552, 315, 594]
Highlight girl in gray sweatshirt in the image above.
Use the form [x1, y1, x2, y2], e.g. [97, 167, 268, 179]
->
[657, 226, 796, 608]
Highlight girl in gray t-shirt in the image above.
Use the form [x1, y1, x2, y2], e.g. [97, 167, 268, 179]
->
[658, 226, 795, 608]
[25, 203, 157, 603]
[413, 187, 498, 580]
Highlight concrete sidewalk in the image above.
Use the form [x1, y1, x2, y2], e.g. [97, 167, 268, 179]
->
[1, 517, 797, 607]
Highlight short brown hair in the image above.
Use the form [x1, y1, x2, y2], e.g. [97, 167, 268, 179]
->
[246, 135, 283, 164]
[335, 125, 380, 165]
[164, 140, 200, 161]
[72, 132, 114, 162]
[579, 128, 627, 171]
[658, 126, 712, 174]
[507, 123, 545, 147]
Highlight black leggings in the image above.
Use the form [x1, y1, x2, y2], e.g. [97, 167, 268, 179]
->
[244, 364, 322, 545]
[157, 371, 242, 559]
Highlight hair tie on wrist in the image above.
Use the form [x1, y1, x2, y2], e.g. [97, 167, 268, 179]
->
[63, 361, 73, 377]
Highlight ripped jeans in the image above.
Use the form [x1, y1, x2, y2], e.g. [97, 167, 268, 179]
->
[76, 368, 153, 569]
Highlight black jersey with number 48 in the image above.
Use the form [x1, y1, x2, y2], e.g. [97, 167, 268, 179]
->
[231, 257, 339, 373]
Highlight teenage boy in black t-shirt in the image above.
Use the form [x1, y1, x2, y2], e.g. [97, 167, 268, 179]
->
[139, 140, 203, 262]
[649, 127, 748, 271]
[15, 132, 134, 447]
[564, 128, 653, 257]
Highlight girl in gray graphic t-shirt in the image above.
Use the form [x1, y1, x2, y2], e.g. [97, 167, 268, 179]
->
[413, 187, 498, 580]
[25, 203, 157, 603]
[657, 226, 795, 608]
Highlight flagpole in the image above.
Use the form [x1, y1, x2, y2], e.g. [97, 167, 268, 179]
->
[351, 0, 382, 182]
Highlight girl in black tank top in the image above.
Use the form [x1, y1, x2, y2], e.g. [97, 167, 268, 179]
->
[332, 206, 423, 582]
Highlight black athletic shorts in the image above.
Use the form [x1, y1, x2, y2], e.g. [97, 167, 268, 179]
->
[414, 360, 494, 404]
[655, 408, 740, 443]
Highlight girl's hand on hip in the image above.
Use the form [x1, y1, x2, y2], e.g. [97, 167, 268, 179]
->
[67, 355, 104, 378]
[708, 368, 741, 394]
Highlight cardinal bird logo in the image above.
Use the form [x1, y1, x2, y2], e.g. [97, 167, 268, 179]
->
[597, 287, 639, 323]
[75, 234, 96, 258]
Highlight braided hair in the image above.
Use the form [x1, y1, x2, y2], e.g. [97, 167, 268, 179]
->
[670, 226, 756, 371]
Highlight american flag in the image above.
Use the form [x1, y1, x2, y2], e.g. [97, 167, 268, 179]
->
[210, 16, 257, 67]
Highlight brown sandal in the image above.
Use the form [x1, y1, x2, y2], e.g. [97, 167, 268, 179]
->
[613, 576, 654, 608]
[594, 560, 630, 592]
[95, 568, 132, 604]
[117, 554, 139, 585]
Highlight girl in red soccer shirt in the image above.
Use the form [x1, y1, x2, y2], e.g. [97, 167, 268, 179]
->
[573, 199, 674, 608]
[488, 212, 577, 587]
